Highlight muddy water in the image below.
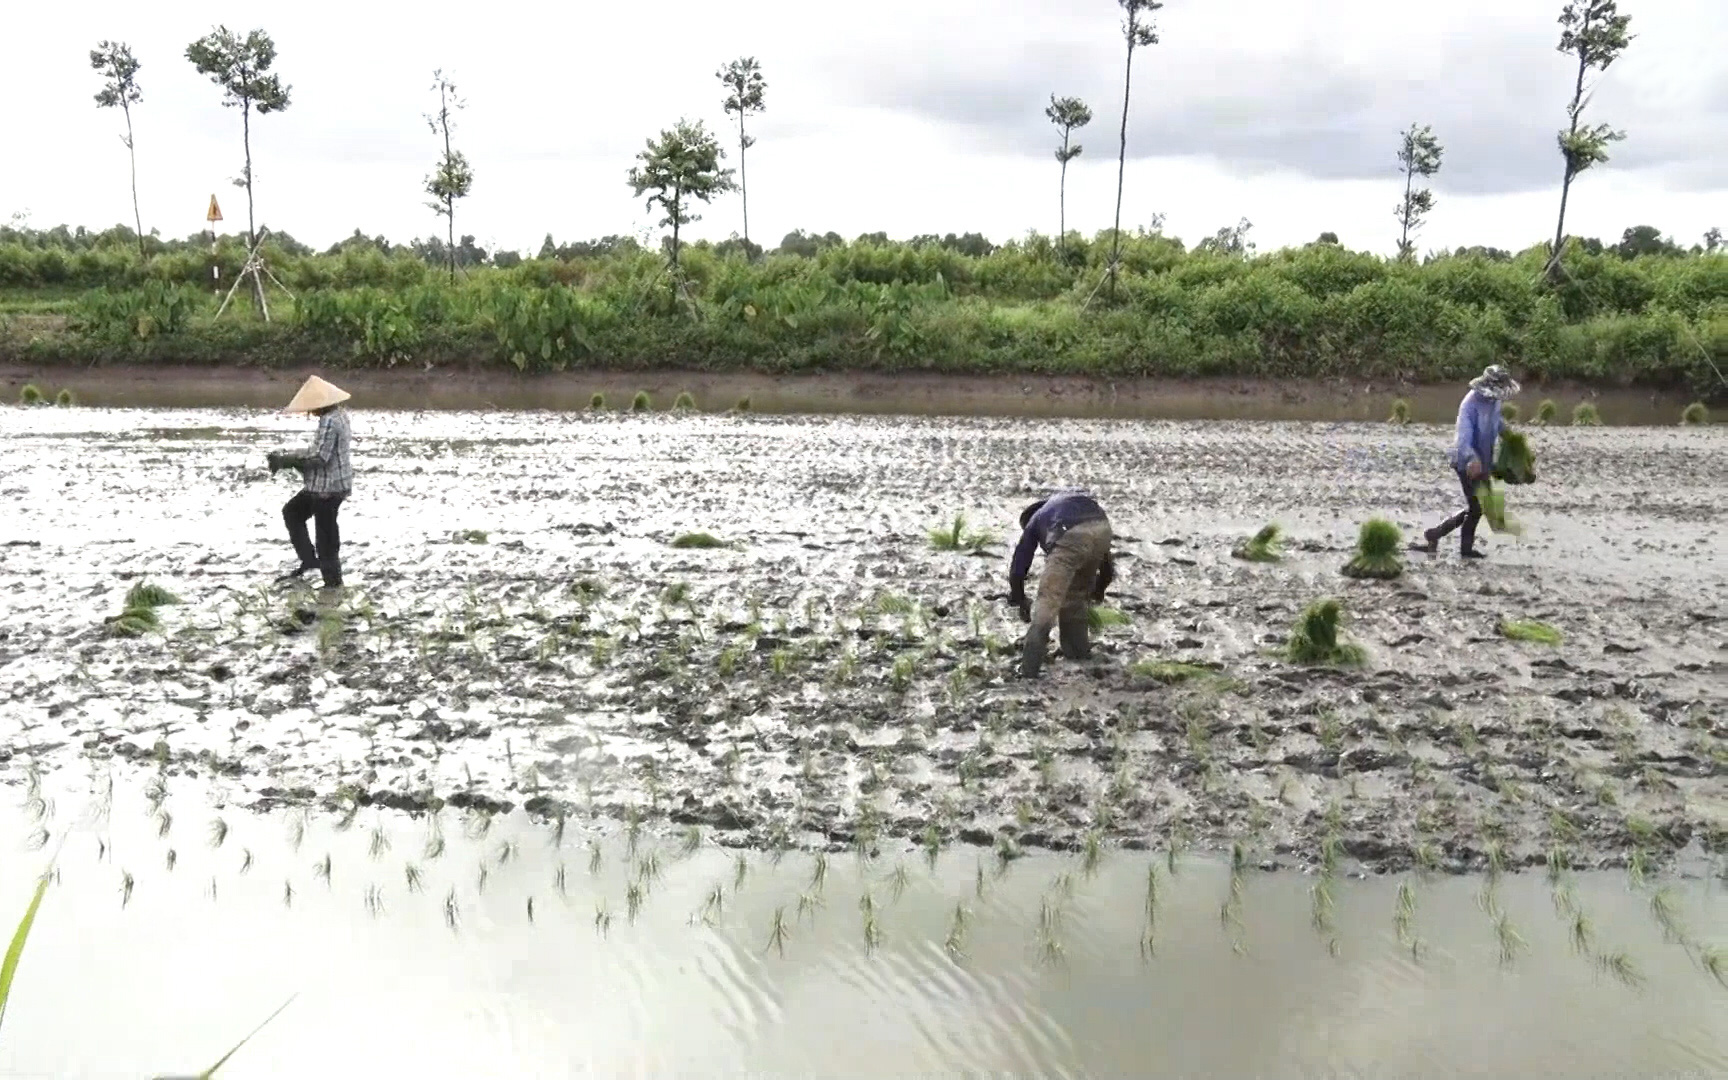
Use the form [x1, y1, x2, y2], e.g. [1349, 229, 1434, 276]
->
[2, 773, 1724, 1078]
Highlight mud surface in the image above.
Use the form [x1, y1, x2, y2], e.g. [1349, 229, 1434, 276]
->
[1, 407, 1723, 877]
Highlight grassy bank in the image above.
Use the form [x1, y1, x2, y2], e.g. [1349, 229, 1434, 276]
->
[1, 230, 1723, 393]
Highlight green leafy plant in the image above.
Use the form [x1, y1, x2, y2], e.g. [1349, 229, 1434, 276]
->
[1232, 522, 1283, 562]
[1285, 598, 1365, 666]
[1341, 517, 1403, 579]
[1500, 619, 1562, 645]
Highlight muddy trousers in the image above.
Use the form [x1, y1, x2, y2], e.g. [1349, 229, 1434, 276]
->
[1424, 470, 1482, 553]
[1022, 519, 1114, 678]
[284, 490, 346, 587]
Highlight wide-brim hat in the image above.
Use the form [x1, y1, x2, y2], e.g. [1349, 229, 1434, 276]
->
[1469, 364, 1521, 400]
[284, 375, 351, 414]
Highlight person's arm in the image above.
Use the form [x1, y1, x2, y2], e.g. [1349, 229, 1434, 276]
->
[1091, 553, 1115, 603]
[1007, 522, 1042, 617]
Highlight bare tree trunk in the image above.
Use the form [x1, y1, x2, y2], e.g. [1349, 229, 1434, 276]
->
[123, 103, 145, 263]
[1550, 46, 1591, 273]
[242, 102, 266, 316]
[442, 87, 456, 284]
[1059, 130, 1070, 257]
[670, 182, 682, 274]
[1110, 41, 1136, 301]
[1400, 165, 1414, 256]
[738, 112, 750, 247]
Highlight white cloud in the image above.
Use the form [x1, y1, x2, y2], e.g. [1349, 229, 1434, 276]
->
[1, 0, 1721, 260]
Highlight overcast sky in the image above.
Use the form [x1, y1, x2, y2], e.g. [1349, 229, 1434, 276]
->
[2, 0, 1722, 258]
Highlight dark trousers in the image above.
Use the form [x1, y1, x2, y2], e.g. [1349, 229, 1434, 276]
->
[1425, 469, 1482, 552]
[1023, 519, 1114, 678]
[284, 490, 346, 587]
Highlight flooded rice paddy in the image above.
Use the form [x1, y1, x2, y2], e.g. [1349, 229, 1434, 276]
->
[0, 405, 1724, 1075]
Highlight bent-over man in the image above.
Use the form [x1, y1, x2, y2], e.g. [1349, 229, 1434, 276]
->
[1007, 489, 1115, 678]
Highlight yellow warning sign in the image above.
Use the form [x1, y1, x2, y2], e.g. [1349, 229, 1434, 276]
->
[206, 195, 223, 223]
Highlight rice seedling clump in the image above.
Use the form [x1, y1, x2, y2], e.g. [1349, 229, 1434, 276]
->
[1535, 399, 1558, 424]
[1341, 518, 1403, 580]
[1130, 659, 1217, 685]
[631, 391, 652, 412]
[1492, 430, 1537, 485]
[18, 383, 44, 405]
[1088, 607, 1131, 631]
[1388, 399, 1411, 424]
[1499, 619, 1562, 646]
[1474, 481, 1524, 536]
[1681, 402, 1709, 426]
[589, 392, 605, 410]
[125, 581, 181, 608]
[927, 512, 995, 554]
[1232, 522, 1284, 562]
[1285, 598, 1365, 666]
[1573, 402, 1601, 426]
[734, 396, 752, 412]
[671, 532, 727, 549]
[673, 391, 697, 411]
[54, 388, 76, 407]
[1499, 401, 1521, 423]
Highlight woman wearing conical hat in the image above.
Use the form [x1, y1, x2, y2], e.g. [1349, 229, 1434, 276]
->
[266, 375, 353, 587]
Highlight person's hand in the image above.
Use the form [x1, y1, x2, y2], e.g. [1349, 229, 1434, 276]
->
[1465, 459, 1483, 480]
[266, 451, 284, 474]
[1007, 585, 1031, 623]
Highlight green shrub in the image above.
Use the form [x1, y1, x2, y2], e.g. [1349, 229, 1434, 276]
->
[70, 281, 193, 344]
[1341, 518, 1403, 580]
[1681, 401, 1708, 425]
[1573, 402, 1602, 426]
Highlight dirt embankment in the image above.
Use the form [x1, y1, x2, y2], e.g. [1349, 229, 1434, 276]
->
[0, 410, 1722, 876]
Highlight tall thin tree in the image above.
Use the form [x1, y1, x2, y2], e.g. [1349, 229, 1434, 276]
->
[90, 41, 147, 261]
[627, 119, 737, 276]
[717, 58, 767, 248]
[1109, 0, 1163, 300]
[186, 26, 291, 312]
[1046, 95, 1092, 256]
[1547, 0, 1633, 281]
[1394, 123, 1443, 260]
[425, 70, 475, 284]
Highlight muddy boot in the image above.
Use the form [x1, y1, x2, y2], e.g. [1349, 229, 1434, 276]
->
[1057, 611, 1091, 660]
[1408, 530, 1440, 555]
[275, 563, 317, 585]
[1461, 547, 1488, 560]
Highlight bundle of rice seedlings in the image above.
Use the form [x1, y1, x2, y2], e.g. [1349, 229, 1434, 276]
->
[1341, 518, 1403, 580]
[631, 391, 652, 412]
[54, 389, 76, 407]
[1681, 402, 1709, 426]
[1130, 659, 1217, 685]
[125, 582, 181, 608]
[17, 384, 44, 406]
[1499, 401, 1521, 423]
[589, 393, 606, 410]
[1492, 430, 1537, 485]
[1572, 402, 1601, 426]
[735, 396, 752, 412]
[105, 604, 160, 638]
[1474, 481, 1525, 536]
[927, 512, 995, 554]
[1535, 399, 1558, 424]
[1388, 399, 1411, 424]
[1499, 620, 1562, 646]
[1088, 607, 1131, 631]
[673, 391, 698, 411]
[1284, 598, 1366, 666]
[1232, 522, 1284, 562]
[671, 532, 726, 549]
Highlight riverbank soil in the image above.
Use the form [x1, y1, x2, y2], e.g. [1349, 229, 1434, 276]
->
[0, 408, 1722, 875]
[0, 362, 1709, 424]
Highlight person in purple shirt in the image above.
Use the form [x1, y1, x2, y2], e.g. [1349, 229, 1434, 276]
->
[1410, 364, 1520, 560]
[1007, 489, 1116, 678]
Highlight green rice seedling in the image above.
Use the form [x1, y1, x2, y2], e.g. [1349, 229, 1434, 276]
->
[891, 655, 915, 691]
[1700, 947, 1728, 988]
[1310, 874, 1336, 938]
[497, 839, 518, 868]
[766, 906, 791, 956]
[1082, 831, 1104, 878]
[17, 383, 43, 405]
[107, 604, 161, 638]
[423, 822, 446, 861]
[922, 825, 944, 870]
[364, 884, 385, 919]
[1546, 844, 1572, 883]
[861, 893, 883, 955]
[631, 391, 652, 412]
[166, 847, 179, 873]
[927, 513, 996, 554]
[187, 992, 298, 1078]
[1570, 908, 1594, 956]
[54, 389, 75, 407]
[282, 880, 295, 909]
[1035, 897, 1066, 967]
[671, 532, 726, 549]
[810, 851, 829, 895]
[1499, 401, 1521, 424]
[1499, 619, 1561, 646]
[406, 864, 425, 894]
[1492, 429, 1537, 484]
[1388, 398, 1411, 424]
[1681, 402, 1709, 426]
[1088, 606, 1131, 631]
[1649, 887, 1687, 945]
[735, 396, 752, 412]
[1595, 950, 1645, 989]
[673, 391, 697, 411]
[0, 864, 52, 1034]
[1572, 401, 1601, 426]
[240, 850, 253, 875]
[625, 881, 645, 922]
[1535, 399, 1558, 424]
[1552, 880, 1579, 917]
[1232, 522, 1285, 562]
[1284, 598, 1366, 666]
[945, 902, 970, 960]
[1394, 880, 1417, 947]
[1474, 481, 1525, 536]
[155, 808, 173, 838]
[314, 853, 332, 886]
[888, 862, 912, 903]
[369, 825, 391, 861]
[126, 581, 181, 608]
[208, 818, 228, 849]
[589, 392, 606, 410]
[1341, 518, 1403, 580]
[121, 870, 134, 908]
[975, 859, 988, 899]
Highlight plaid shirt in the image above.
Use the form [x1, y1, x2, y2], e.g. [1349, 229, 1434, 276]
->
[299, 408, 353, 495]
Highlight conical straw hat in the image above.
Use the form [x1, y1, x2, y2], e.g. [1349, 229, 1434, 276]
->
[283, 375, 351, 414]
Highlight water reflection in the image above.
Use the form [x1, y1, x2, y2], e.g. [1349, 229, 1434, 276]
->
[2, 774, 1723, 1078]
